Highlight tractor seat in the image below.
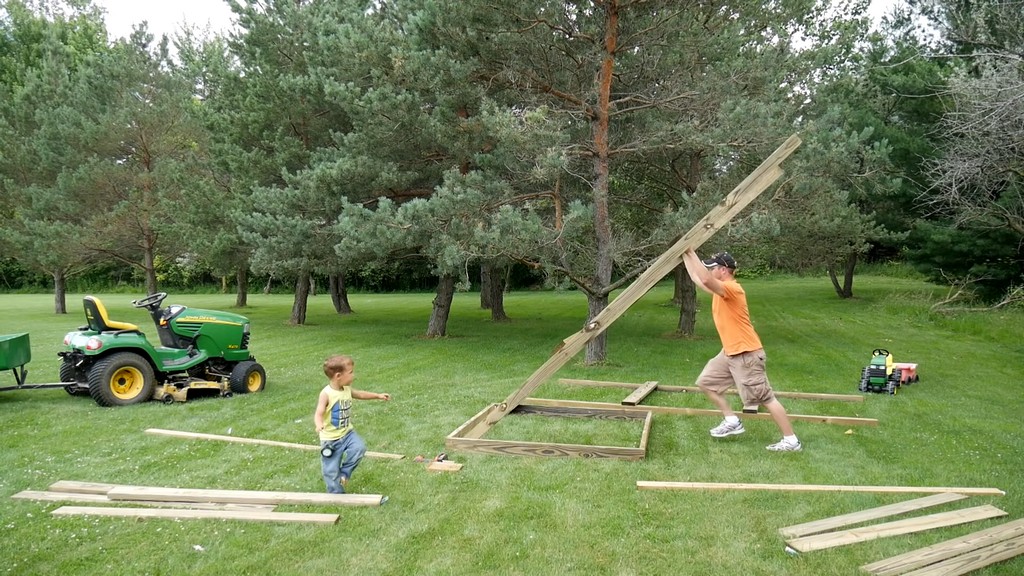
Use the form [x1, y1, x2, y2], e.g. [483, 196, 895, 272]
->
[83, 296, 141, 333]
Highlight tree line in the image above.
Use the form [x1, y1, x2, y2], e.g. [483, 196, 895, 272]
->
[1, 0, 1021, 362]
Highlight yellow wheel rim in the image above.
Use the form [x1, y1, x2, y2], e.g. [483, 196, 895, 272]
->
[246, 371, 263, 393]
[109, 366, 144, 400]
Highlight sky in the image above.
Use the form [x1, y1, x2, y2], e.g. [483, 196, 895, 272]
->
[95, 1, 902, 41]
[93, 0, 237, 41]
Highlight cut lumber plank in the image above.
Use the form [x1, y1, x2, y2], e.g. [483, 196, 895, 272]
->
[636, 481, 1005, 496]
[560, 378, 864, 403]
[427, 461, 463, 473]
[144, 428, 405, 460]
[51, 505, 338, 524]
[861, 517, 1024, 576]
[786, 505, 1008, 553]
[779, 493, 970, 538]
[482, 135, 801, 426]
[898, 533, 1024, 576]
[528, 397, 877, 427]
[48, 480, 118, 495]
[106, 486, 385, 507]
[12, 490, 275, 511]
[621, 381, 659, 406]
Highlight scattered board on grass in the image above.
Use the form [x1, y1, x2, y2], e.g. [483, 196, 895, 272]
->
[106, 486, 386, 507]
[144, 428, 404, 460]
[12, 490, 275, 511]
[636, 481, 1005, 496]
[427, 461, 463, 473]
[51, 505, 338, 525]
[779, 493, 970, 538]
[896, 533, 1024, 576]
[786, 505, 1007, 553]
[861, 517, 1024, 576]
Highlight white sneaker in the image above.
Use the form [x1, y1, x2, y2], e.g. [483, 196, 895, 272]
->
[709, 419, 745, 438]
[766, 438, 802, 452]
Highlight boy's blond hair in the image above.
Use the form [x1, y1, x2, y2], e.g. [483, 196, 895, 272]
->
[323, 355, 354, 378]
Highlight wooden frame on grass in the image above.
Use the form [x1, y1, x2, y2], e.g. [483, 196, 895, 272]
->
[445, 402, 653, 460]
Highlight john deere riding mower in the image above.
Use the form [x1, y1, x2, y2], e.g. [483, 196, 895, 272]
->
[858, 348, 903, 395]
[59, 292, 266, 407]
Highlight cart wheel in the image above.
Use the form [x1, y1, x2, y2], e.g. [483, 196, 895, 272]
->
[88, 352, 156, 407]
[229, 361, 266, 394]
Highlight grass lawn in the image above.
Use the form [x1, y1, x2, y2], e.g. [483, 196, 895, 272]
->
[1, 275, 1022, 575]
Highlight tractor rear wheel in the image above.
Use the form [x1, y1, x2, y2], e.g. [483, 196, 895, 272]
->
[60, 359, 89, 396]
[88, 352, 156, 407]
[229, 361, 266, 394]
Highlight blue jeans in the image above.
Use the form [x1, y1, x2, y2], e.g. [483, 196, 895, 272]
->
[320, 430, 367, 494]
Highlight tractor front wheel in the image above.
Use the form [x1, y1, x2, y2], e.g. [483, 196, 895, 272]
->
[858, 367, 870, 392]
[88, 352, 156, 407]
[229, 361, 266, 394]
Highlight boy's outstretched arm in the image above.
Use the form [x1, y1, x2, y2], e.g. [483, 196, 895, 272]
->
[352, 389, 391, 401]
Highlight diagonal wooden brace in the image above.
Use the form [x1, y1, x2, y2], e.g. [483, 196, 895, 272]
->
[484, 134, 802, 426]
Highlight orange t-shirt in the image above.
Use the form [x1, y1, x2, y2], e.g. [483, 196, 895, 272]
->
[711, 280, 762, 355]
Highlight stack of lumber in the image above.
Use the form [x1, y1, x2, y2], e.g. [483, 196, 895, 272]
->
[774, 491, 1024, 575]
[12, 480, 387, 525]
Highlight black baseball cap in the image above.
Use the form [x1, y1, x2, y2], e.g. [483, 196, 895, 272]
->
[702, 251, 737, 269]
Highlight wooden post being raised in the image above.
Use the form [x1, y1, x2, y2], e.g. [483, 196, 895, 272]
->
[482, 135, 801, 427]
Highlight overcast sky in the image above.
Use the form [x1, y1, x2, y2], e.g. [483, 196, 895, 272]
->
[93, 0, 237, 41]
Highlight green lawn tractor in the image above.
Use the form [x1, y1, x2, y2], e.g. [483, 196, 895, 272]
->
[58, 292, 267, 407]
[858, 348, 919, 395]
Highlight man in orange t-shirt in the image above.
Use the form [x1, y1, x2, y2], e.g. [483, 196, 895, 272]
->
[682, 249, 801, 451]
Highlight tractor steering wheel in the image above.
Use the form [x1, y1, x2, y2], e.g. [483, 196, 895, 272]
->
[132, 292, 168, 309]
[872, 348, 890, 357]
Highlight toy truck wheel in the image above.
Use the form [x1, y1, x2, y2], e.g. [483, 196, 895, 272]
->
[229, 361, 266, 394]
[88, 352, 156, 407]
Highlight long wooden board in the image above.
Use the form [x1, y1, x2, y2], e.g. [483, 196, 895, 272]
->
[483, 135, 802, 425]
[144, 428, 405, 460]
[779, 493, 969, 538]
[527, 397, 877, 427]
[12, 490, 276, 511]
[899, 533, 1024, 576]
[559, 378, 864, 403]
[861, 517, 1024, 576]
[106, 486, 385, 507]
[786, 505, 1008, 553]
[51, 505, 338, 524]
[636, 481, 1005, 496]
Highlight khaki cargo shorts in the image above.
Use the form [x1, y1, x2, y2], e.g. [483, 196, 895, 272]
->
[696, 349, 775, 406]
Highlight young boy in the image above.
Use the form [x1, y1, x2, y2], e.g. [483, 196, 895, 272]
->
[314, 354, 391, 493]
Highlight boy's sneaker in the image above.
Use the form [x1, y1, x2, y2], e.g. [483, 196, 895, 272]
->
[709, 419, 745, 437]
[766, 438, 802, 452]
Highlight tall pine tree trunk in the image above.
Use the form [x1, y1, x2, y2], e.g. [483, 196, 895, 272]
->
[52, 269, 67, 314]
[828, 253, 858, 299]
[488, 265, 509, 321]
[330, 274, 353, 314]
[290, 271, 310, 325]
[426, 274, 455, 337]
[677, 272, 696, 335]
[235, 267, 249, 307]
[584, 293, 609, 364]
[583, 2, 618, 365]
[143, 246, 158, 295]
[480, 263, 492, 309]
